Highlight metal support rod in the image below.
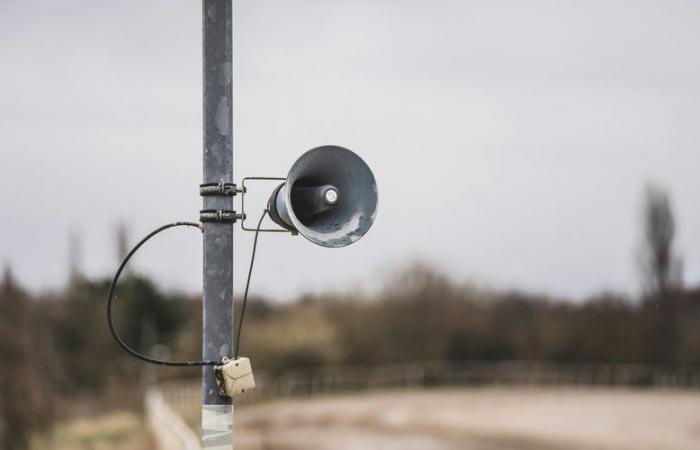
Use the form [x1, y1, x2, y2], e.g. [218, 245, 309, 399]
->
[202, 0, 234, 448]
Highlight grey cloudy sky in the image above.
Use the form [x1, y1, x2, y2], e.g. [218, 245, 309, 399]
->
[1, 0, 699, 300]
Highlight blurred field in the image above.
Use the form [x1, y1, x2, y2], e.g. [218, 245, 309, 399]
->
[32, 412, 151, 450]
[230, 387, 700, 450]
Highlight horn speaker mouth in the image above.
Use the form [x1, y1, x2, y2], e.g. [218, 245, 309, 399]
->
[267, 145, 378, 248]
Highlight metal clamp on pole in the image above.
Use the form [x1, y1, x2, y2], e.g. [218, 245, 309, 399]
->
[200, 209, 245, 223]
[199, 181, 242, 197]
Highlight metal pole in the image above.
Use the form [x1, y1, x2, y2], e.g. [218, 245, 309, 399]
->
[202, 1, 234, 449]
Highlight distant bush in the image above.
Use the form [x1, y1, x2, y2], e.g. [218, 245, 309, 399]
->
[1, 261, 699, 441]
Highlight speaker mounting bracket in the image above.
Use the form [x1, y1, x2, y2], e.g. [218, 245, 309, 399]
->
[199, 181, 242, 197]
[200, 209, 244, 223]
[240, 177, 295, 233]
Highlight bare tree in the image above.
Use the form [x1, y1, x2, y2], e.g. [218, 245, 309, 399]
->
[116, 222, 129, 265]
[67, 229, 83, 285]
[641, 183, 682, 298]
[639, 183, 683, 363]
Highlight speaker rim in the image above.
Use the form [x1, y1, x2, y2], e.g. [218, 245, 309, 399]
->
[284, 145, 378, 248]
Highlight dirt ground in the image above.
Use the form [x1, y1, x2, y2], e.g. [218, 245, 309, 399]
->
[233, 387, 700, 450]
[32, 412, 152, 450]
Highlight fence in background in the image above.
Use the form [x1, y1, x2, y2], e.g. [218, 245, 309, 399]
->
[266, 360, 700, 399]
[145, 387, 200, 450]
[148, 360, 700, 449]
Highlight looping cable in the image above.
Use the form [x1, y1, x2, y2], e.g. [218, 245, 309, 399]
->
[107, 221, 220, 366]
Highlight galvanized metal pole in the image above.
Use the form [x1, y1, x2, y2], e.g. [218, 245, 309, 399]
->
[202, 1, 234, 449]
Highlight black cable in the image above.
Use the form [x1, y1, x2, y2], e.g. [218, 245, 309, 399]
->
[234, 209, 268, 359]
[107, 221, 219, 366]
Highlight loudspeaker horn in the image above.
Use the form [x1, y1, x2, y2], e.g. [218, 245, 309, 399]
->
[267, 145, 378, 248]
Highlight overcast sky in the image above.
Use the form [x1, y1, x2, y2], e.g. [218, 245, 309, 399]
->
[1, 0, 699, 300]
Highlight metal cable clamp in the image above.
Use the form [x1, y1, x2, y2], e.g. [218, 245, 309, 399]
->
[199, 181, 242, 197]
[199, 209, 245, 223]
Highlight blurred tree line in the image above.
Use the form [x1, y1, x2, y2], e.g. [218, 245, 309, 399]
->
[1, 184, 698, 448]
